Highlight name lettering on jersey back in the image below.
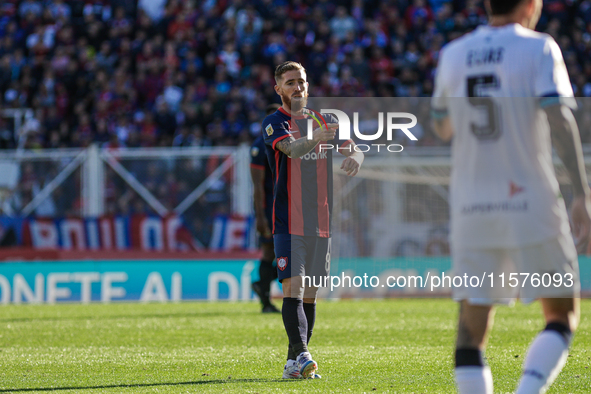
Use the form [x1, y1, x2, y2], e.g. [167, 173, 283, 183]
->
[467, 47, 504, 67]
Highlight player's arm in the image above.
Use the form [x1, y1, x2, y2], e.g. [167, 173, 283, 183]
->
[250, 166, 271, 237]
[275, 123, 338, 158]
[546, 104, 591, 251]
[431, 46, 452, 142]
[547, 105, 588, 196]
[432, 116, 453, 142]
[338, 141, 364, 177]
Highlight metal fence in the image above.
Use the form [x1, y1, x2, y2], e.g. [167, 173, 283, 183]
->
[0, 145, 252, 248]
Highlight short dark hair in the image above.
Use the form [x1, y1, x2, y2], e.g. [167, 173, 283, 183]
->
[489, 0, 526, 15]
[274, 61, 306, 83]
[266, 103, 280, 115]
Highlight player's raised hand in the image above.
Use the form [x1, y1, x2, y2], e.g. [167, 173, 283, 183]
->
[312, 123, 338, 142]
[570, 195, 591, 254]
[341, 157, 360, 176]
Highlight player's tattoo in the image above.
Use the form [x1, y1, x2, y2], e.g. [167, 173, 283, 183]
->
[547, 106, 589, 196]
[276, 136, 319, 158]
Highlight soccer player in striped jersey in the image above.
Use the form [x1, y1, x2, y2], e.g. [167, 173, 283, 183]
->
[432, 0, 591, 392]
[263, 61, 364, 379]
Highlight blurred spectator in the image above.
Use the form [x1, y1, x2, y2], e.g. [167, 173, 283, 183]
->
[330, 6, 357, 42]
[49, 0, 71, 20]
[139, 0, 167, 22]
[19, 0, 43, 19]
[161, 74, 183, 112]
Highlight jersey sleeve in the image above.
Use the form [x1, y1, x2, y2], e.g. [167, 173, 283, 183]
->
[336, 137, 353, 149]
[431, 47, 449, 119]
[535, 37, 576, 109]
[250, 137, 267, 170]
[262, 117, 291, 151]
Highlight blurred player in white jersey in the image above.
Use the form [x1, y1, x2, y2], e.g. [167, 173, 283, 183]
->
[432, 0, 591, 392]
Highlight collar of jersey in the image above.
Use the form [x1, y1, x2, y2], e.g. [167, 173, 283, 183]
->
[279, 107, 306, 120]
[479, 23, 519, 32]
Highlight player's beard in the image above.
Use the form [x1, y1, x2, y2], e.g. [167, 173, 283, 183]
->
[282, 92, 308, 113]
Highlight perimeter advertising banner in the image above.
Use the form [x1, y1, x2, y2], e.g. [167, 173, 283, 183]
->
[0, 259, 259, 304]
[0, 257, 589, 304]
[0, 214, 255, 251]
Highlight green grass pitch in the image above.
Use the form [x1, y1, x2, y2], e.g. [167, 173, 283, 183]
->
[0, 299, 589, 393]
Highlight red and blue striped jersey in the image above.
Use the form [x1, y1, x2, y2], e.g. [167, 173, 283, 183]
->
[262, 107, 352, 237]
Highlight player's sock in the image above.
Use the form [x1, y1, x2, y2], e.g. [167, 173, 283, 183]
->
[455, 348, 493, 394]
[287, 345, 297, 362]
[515, 322, 571, 394]
[282, 297, 308, 356]
[303, 302, 316, 344]
[258, 259, 274, 307]
[455, 367, 493, 394]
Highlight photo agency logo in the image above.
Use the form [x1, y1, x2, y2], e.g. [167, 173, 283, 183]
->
[304, 108, 419, 153]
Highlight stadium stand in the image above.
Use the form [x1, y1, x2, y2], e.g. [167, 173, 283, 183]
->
[0, 0, 588, 151]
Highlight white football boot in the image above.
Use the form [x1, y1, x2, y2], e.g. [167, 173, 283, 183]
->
[296, 352, 318, 379]
[282, 359, 321, 379]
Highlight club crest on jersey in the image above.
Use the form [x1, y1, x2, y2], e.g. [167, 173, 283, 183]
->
[265, 124, 274, 136]
[251, 147, 259, 157]
[277, 257, 288, 271]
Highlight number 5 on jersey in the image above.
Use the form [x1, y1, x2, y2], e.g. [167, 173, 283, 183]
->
[467, 74, 501, 141]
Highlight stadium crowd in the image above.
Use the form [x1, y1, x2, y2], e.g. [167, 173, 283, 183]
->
[0, 0, 589, 150]
[0, 0, 590, 245]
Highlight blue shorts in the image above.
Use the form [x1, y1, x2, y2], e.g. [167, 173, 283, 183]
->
[274, 234, 331, 283]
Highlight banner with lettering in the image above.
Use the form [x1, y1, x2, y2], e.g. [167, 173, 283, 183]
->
[0, 215, 255, 251]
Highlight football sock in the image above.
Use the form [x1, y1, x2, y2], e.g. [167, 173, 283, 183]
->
[258, 259, 274, 307]
[303, 302, 316, 344]
[282, 298, 308, 356]
[455, 348, 492, 394]
[287, 345, 296, 361]
[515, 322, 571, 394]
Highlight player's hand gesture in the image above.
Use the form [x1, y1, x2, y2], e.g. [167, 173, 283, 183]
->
[341, 157, 360, 177]
[570, 195, 591, 253]
[312, 123, 338, 142]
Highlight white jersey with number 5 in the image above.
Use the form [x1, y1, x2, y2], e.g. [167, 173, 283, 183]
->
[432, 23, 575, 249]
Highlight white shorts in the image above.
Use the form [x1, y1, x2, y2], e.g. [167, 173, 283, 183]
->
[452, 234, 580, 305]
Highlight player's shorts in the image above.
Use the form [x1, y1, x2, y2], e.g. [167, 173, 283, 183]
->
[259, 205, 274, 244]
[274, 234, 331, 284]
[452, 233, 580, 305]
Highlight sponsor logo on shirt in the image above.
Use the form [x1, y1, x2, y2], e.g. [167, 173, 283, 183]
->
[302, 151, 328, 161]
[509, 181, 525, 197]
[461, 201, 528, 214]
